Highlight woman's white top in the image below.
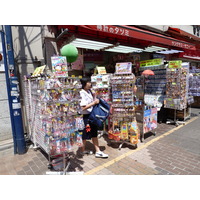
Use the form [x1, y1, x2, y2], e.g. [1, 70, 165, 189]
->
[79, 89, 94, 114]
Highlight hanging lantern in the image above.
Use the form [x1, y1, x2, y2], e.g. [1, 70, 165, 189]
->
[60, 44, 78, 63]
[0, 53, 2, 61]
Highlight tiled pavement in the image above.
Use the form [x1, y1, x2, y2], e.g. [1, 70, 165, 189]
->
[0, 108, 200, 175]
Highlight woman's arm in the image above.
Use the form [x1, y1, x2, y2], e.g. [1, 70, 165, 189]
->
[81, 99, 99, 111]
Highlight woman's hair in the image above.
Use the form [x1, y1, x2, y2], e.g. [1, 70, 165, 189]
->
[80, 77, 91, 89]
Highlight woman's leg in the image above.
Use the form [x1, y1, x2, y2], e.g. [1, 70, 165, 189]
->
[92, 137, 100, 152]
[81, 139, 87, 152]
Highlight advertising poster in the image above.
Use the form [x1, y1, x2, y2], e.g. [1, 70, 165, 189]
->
[143, 108, 157, 133]
[51, 56, 68, 77]
[115, 62, 132, 74]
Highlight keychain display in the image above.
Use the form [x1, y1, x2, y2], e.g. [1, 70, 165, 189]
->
[24, 75, 84, 157]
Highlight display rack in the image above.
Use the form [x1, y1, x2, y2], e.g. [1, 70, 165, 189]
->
[164, 61, 190, 126]
[139, 63, 166, 111]
[91, 73, 112, 136]
[108, 72, 139, 149]
[188, 68, 200, 97]
[135, 76, 157, 142]
[23, 75, 84, 174]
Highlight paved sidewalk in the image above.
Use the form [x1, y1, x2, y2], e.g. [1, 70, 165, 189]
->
[0, 108, 200, 175]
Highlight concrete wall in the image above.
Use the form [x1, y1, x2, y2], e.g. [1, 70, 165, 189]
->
[0, 73, 12, 141]
[11, 26, 45, 134]
[10, 26, 59, 134]
[0, 33, 12, 142]
[42, 25, 59, 70]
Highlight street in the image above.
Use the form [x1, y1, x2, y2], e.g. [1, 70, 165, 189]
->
[0, 108, 200, 175]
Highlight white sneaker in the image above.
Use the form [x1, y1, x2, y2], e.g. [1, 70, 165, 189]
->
[80, 150, 93, 156]
[95, 151, 108, 158]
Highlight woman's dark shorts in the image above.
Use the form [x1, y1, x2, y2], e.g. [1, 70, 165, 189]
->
[81, 114, 98, 140]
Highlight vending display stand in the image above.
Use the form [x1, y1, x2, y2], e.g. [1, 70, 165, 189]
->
[108, 62, 140, 150]
[24, 74, 84, 174]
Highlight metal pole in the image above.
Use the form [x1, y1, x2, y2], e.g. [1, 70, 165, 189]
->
[4, 25, 26, 154]
[0, 27, 17, 154]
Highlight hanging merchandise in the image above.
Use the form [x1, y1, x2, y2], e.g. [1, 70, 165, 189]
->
[108, 62, 139, 149]
[23, 73, 83, 173]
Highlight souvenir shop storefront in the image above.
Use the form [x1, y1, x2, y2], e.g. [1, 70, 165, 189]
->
[51, 25, 198, 123]
[22, 25, 198, 173]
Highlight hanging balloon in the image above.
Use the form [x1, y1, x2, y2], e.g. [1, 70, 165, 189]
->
[60, 44, 78, 63]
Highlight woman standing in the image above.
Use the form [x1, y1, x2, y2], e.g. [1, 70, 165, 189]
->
[79, 77, 108, 158]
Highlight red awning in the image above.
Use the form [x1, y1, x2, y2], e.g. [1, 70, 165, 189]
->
[57, 25, 196, 50]
[178, 49, 200, 61]
[167, 27, 200, 42]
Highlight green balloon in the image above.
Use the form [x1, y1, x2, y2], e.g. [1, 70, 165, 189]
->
[60, 44, 78, 63]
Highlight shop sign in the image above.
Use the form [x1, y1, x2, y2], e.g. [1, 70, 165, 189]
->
[140, 58, 163, 67]
[97, 25, 130, 36]
[171, 41, 191, 49]
[115, 62, 132, 74]
[168, 60, 182, 68]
